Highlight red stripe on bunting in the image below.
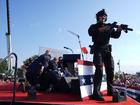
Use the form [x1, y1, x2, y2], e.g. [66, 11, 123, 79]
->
[77, 59, 94, 66]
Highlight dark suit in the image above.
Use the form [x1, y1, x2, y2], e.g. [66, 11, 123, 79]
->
[26, 54, 50, 86]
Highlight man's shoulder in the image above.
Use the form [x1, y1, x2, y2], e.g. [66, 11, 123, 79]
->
[89, 23, 96, 27]
[90, 23, 103, 28]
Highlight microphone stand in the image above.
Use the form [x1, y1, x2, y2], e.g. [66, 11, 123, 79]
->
[67, 30, 84, 60]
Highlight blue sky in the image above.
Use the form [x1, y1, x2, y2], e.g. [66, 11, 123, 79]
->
[0, 0, 140, 74]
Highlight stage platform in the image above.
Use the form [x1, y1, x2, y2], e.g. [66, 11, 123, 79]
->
[0, 81, 139, 105]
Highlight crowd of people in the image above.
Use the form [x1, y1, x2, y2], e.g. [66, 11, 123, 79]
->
[114, 72, 140, 89]
[113, 72, 140, 102]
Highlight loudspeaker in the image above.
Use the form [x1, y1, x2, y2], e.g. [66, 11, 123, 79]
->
[112, 89, 127, 102]
[63, 54, 80, 62]
[53, 77, 70, 92]
[70, 79, 80, 94]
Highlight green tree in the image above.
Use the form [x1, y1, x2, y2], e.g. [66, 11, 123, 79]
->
[23, 55, 39, 67]
[0, 58, 8, 73]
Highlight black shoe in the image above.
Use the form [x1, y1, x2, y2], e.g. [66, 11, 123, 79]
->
[27, 86, 36, 99]
[90, 95, 104, 101]
[45, 87, 52, 93]
[45, 84, 53, 94]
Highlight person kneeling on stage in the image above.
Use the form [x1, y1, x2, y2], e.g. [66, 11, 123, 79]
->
[39, 57, 62, 93]
[25, 50, 51, 98]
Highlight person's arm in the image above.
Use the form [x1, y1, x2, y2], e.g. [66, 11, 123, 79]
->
[101, 24, 122, 38]
[88, 24, 96, 42]
[110, 25, 122, 38]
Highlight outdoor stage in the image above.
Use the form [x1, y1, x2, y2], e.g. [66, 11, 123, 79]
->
[0, 81, 139, 105]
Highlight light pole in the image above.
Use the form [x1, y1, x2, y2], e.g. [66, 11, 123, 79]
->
[6, 0, 13, 74]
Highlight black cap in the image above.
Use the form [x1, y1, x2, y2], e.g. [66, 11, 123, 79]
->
[96, 9, 107, 21]
[96, 9, 107, 17]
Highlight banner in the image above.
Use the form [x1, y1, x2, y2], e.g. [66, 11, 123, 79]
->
[77, 60, 94, 100]
[77, 60, 107, 100]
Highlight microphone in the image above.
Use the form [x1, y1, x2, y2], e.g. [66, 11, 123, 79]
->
[63, 46, 74, 53]
[64, 46, 69, 49]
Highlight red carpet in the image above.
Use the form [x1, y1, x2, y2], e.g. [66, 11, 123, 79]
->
[0, 81, 139, 105]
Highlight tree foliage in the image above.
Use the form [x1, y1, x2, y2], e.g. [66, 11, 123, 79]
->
[0, 58, 8, 73]
[23, 55, 39, 66]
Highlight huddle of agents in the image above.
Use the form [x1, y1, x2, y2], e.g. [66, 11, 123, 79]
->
[25, 50, 72, 98]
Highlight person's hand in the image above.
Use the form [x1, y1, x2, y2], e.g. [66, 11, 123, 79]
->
[117, 25, 123, 31]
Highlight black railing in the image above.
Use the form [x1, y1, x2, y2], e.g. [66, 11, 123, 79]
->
[0, 52, 18, 105]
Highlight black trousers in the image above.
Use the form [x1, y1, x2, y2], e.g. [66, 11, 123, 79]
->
[93, 49, 114, 95]
[26, 70, 40, 86]
[39, 70, 61, 90]
[26, 68, 61, 90]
